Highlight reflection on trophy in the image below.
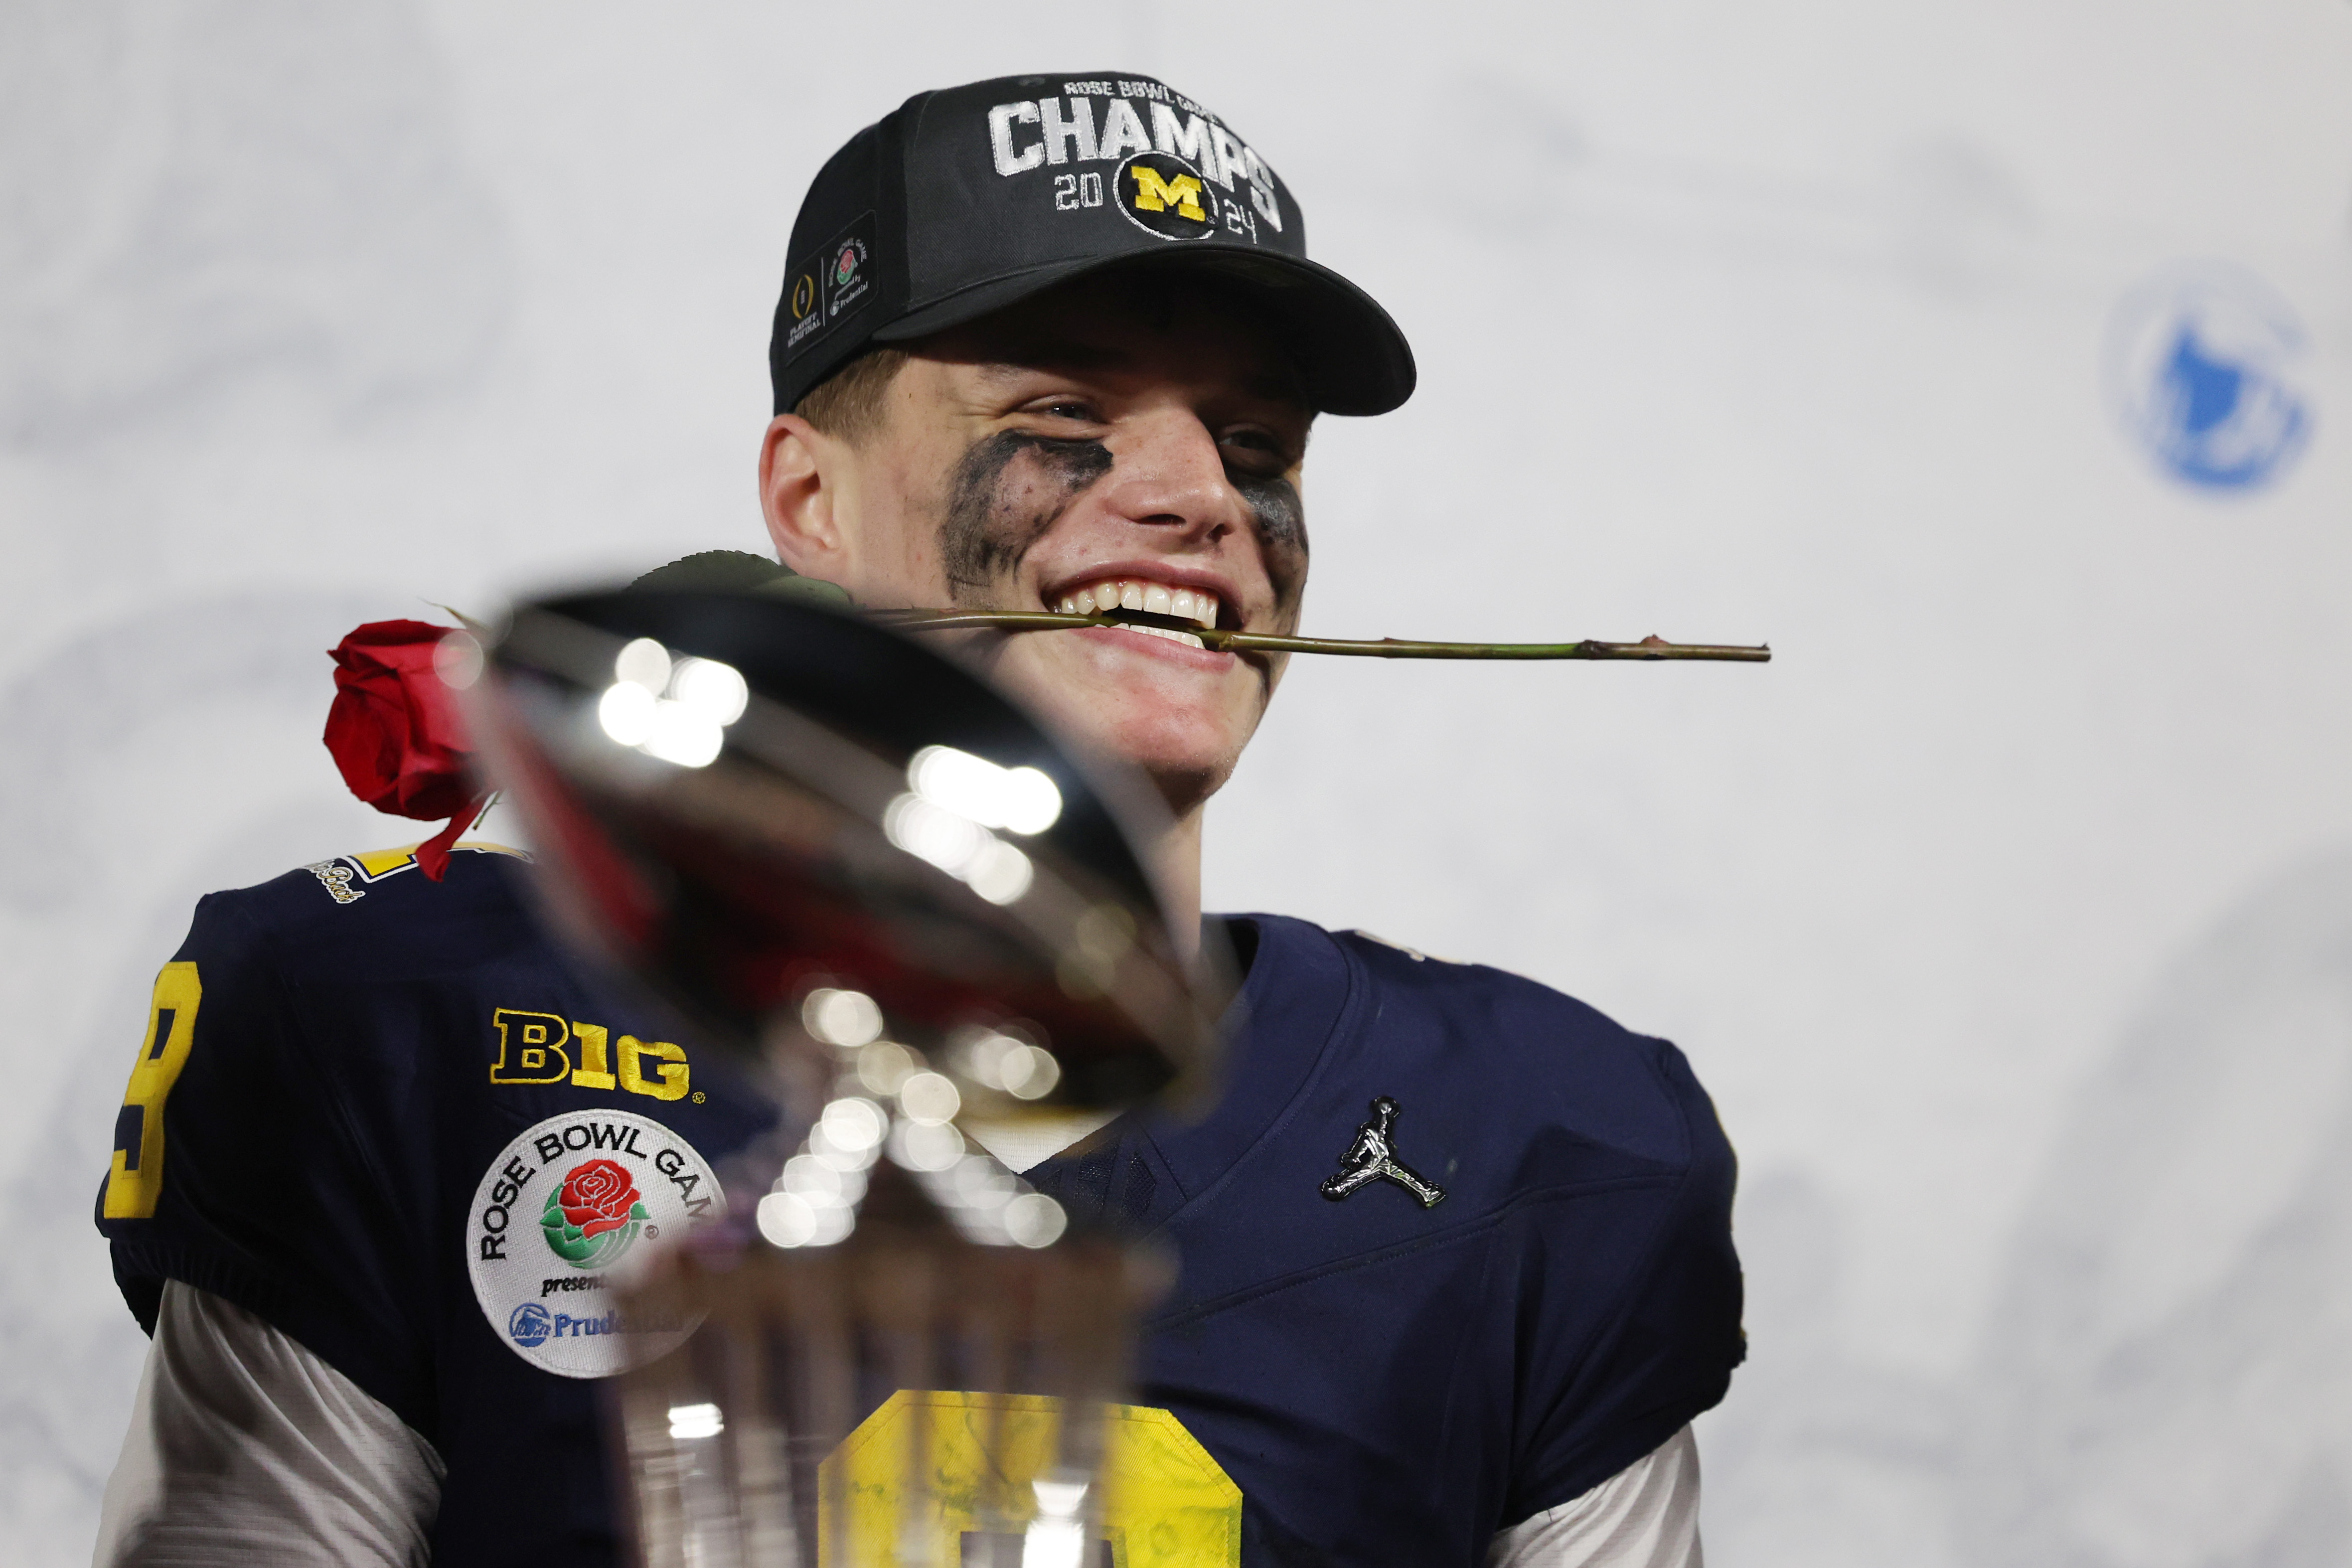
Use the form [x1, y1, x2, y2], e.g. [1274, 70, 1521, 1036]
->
[466, 587, 1230, 1567]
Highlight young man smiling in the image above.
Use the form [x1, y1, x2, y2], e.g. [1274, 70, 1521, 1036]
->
[741, 71, 1745, 1565]
[757, 270, 1312, 944]
[94, 72, 1741, 1568]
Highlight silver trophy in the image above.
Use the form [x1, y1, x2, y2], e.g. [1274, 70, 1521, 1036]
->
[463, 587, 1229, 1568]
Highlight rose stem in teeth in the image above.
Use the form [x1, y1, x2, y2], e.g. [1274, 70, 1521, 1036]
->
[1051, 583, 1215, 629]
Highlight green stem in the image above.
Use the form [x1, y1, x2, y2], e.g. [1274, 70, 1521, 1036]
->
[870, 609, 1770, 663]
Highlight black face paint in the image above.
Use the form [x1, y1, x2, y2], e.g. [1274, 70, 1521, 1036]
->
[1233, 472, 1307, 558]
[940, 430, 1114, 599]
[1233, 471, 1309, 618]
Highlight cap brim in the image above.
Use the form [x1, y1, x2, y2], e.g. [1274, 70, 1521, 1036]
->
[873, 246, 1415, 417]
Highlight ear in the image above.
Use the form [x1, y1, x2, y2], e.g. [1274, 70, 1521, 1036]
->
[758, 414, 852, 581]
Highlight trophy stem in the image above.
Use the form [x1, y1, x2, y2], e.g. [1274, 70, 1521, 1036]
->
[613, 1165, 1142, 1568]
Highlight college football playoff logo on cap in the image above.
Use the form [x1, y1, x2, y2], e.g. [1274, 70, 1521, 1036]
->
[1114, 151, 1215, 241]
[467, 1109, 724, 1378]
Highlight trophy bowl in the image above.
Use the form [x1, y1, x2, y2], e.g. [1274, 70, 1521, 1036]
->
[463, 588, 1229, 1567]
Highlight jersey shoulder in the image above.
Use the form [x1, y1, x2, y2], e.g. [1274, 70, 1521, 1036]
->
[284, 839, 532, 908]
[1327, 923, 1723, 1178]
[186, 840, 543, 984]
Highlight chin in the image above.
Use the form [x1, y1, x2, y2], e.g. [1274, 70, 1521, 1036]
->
[1053, 707, 1240, 816]
[1131, 748, 1236, 817]
[986, 648, 1254, 811]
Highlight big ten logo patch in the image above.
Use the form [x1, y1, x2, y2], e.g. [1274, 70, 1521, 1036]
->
[820, 1392, 1242, 1568]
[488, 1008, 690, 1101]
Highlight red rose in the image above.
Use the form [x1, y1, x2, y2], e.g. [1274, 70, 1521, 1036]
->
[559, 1158, 643, 1240]
[323, 619, 486, 880]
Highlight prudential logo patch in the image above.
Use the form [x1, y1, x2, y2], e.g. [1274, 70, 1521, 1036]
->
[508, 1301, 553, 1347]
[466, 1109, 723, 1378]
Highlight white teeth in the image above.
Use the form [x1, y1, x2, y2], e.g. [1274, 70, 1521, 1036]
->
[1062, 579, 1220, 630]
[1127, 624, 1204, 650]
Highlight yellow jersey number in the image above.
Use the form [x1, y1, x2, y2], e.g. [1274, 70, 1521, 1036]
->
[103, 962, 202, 1220]
[822, 1391, 1242, 1567]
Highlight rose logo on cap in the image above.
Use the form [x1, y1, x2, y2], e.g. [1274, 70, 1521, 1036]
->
[1114, 152, 1214, 241]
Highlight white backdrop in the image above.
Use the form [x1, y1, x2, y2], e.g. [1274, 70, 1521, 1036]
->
[4, 3, 2349, 1563]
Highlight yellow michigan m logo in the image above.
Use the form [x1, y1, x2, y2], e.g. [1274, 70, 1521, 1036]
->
[1129, 166, 1207, 223]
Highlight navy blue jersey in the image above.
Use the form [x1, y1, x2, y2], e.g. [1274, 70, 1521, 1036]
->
[95, 845, 776, 1567]
[99, 849, 1741, 1567]
[1030, 917, 1744, 1564]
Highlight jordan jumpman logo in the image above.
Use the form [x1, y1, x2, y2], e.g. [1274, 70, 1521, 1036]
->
[1319, 1097, 1446, 1209]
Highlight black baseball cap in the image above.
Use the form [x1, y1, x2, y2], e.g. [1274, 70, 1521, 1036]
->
[770, 72, 1415, 419]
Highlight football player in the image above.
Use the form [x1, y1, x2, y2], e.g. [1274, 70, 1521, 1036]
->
[95, 72, 1742, 1566]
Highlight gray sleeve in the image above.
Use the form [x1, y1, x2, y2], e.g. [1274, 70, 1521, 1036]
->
[1487, 1425, 1704, 1568]
[93, 1280, 444, 1568]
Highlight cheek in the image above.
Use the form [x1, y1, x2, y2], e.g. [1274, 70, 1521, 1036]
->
[939, 434, 1112, 593]
[1259, 650, 1294, 698]
[1268, 559, 1308, 627]
[841, 456, 952, 596]
[1235, 475, 1309, 609]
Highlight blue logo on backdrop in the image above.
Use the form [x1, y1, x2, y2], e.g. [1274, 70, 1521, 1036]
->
[508, 1300, 553, 1347]
[2105, 264, 2312, 491]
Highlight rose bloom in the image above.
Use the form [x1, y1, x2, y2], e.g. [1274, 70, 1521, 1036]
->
[559, 1159, 642, 1240]
[323, 619, 484, 878]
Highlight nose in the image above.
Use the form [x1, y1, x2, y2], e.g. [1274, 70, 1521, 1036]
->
[1094, 404, 1250, 544]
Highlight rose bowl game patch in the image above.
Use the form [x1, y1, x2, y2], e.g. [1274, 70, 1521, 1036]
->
[467, 1108, 725, 1377]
